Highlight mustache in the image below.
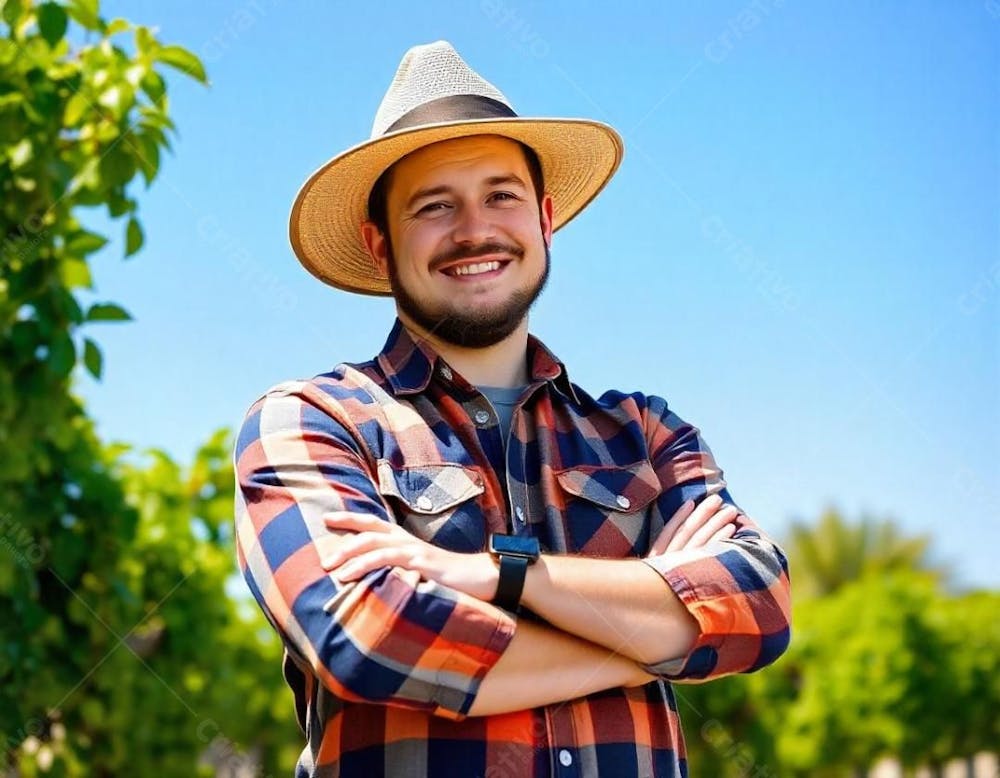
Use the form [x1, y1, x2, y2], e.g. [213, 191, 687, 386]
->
[429, 242, 524, 272]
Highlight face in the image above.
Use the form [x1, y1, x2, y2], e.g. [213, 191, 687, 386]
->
[361, 135, 553, 348]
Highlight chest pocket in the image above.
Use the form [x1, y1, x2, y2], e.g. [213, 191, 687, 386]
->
[376, 460, 487, 553]
[555, 460, 662, 557]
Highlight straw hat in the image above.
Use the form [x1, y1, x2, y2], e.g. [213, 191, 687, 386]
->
[288, 40, 624, 296]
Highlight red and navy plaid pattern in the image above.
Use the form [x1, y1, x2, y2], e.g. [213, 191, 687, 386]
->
[234, 319, 791, 776]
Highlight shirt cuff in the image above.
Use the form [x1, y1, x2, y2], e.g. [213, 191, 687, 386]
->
[639, 552, 735, 679]
[426, 596, 518, 719]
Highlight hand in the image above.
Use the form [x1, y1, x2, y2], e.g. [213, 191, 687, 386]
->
[321, 513, 499, 601]
[646, 493, 739, 557]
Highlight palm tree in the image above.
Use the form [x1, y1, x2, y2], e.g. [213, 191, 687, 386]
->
[785, 506, 947, 598]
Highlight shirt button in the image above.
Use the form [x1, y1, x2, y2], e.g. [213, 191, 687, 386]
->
[439, 364, 453, 381]
[473, 409, 490, 425]
[559, 749, 573, 767]
[514, 506, 525, 523]
[416, 495, 433, 511]
[616, 494, 631, 510]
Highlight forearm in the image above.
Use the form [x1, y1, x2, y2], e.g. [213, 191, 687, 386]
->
[468, 616, 652, 716]
[520, 554, 699, 666]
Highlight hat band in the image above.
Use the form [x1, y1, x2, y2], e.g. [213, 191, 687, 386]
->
[384, 94, 517, 134]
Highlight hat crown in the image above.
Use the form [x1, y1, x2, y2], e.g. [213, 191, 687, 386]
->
[371, 41, 513, 138]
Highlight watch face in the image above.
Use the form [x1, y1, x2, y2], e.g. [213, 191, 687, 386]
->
[489, 534, 540, 558]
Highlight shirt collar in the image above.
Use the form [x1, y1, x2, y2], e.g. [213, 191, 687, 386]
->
[376, 318, 580, 404]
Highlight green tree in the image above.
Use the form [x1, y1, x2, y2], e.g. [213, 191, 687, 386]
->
[774, 570, 947, 775]
[785, 506, 945, 598]
[915, 589, 1000, 773]
[1, 1, 297, 773]
[681, 513, 996, 778]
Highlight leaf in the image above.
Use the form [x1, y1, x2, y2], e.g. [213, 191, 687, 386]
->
[37, 2, 68, 47]
[57, 288, 85, 324]
[65, 230, 108, 256]
[107, 192, 135, 218]
[64, 0, 100, 30]
[64, 92, 89, 125]
[140, 70, 165, 104]
[99, 146, 135, 187]
[153, 45, 207, 84]
[1, 0, 24, 28]
[86, 303, 132, 322]
[59, 258, 92, 290]
[105, 17, 129, 36]
[135, 25, 154, 55]
[125, 217, 143, 257]
[47, 332, 76, 376]
[83, 338, 102, 379]
[134, 132, 159, 185]
[9, 138, 32, 169]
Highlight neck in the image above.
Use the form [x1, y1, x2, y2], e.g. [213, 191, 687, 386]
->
[398, 313, 530, 388]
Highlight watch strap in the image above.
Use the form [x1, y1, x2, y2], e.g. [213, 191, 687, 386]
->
[491, 553, 529, 612]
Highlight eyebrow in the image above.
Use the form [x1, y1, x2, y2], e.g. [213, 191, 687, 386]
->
[405, 174, 529, 211]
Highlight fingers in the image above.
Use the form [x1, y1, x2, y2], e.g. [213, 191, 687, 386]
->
[646, 499, 695, 557]
[326, 548, 405, 582]
[324, 512, 392, 534]
[686, 504, 739, 548]
[648, 494, 741, 556]
[322, 513, 407, 580]
[708, 523, 737, 544]
[321, 530, 394, 570]
[665, 493, 726, 552]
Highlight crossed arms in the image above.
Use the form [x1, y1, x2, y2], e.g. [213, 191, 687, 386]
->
[234, 381, 792, 720]
[322, 495, 740, 715]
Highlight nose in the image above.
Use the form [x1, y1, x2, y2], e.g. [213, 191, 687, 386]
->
[450, 202, 496, 246]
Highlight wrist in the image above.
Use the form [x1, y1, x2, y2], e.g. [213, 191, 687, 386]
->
[487, 533, 540, 612]
[480, 552, 500, 601]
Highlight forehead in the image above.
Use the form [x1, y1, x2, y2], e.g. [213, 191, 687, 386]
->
[388, 135, 530, 194]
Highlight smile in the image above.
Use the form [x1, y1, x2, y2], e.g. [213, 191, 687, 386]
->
[442, 260, 506, 277]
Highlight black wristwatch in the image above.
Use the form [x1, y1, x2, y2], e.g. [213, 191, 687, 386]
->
[488, 533, 540, 612]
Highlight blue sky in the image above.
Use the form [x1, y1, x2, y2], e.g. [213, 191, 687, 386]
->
[78, 1, 998, 588]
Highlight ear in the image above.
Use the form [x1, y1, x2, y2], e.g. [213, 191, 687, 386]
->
[360, 221, 389, 277]
[539, 193, 554, 248]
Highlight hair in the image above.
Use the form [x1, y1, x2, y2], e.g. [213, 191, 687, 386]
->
[366, 139, 545, 240]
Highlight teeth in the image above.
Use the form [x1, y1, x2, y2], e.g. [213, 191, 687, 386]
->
[448, 261, 501, 277]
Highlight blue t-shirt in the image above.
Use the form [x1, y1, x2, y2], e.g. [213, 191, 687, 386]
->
[477, 384, 526, 447]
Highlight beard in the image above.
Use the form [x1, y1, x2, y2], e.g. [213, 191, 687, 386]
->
[386, 239, 551, 349]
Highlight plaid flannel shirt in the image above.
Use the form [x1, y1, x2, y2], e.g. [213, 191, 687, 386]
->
[234, 318, 791, 777]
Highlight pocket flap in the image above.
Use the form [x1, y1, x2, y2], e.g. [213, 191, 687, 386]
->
[554, 460, 661, 513]
[376, 460, 485, 514]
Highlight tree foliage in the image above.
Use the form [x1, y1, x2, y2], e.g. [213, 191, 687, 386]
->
[784, 506, 945, 598]
[681, 511, 999, 778]
[1, 1, 297, 774]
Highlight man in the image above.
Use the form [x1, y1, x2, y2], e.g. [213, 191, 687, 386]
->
[235, 41, 791, 777]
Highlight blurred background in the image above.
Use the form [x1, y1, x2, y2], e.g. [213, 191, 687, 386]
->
[1, 1, 996, 775]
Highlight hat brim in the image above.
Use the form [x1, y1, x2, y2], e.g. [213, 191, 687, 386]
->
[288, 117, 624, 296]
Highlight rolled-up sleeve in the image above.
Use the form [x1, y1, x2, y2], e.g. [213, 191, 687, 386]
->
[639, 395, 792, 681]
[233, 380, 515, 720]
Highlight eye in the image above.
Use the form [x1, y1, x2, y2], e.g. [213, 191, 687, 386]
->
[416, 201, 450, 215]
[489, 191, 520, 203]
